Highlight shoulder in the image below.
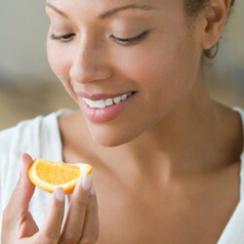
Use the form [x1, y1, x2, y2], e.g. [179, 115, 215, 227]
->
[0, 114, 42, 143]
[0, 111, 54, 156]
[0, 109, 72, 208]
[0, 109, 71, 176]
[0, 107, 74, 159]
[0, 115, 41, 162]
[233, 107, 244, 118]
[0, 114, 44, 213]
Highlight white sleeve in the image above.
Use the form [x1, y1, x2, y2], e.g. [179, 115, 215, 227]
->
[0, 153, 3, 240]
[0, 110, 65, 237]
[0, 128, 12, 241]
[0, 120, 41, 240]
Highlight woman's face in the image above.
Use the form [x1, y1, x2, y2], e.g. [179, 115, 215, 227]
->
[46, 0, 204, 146]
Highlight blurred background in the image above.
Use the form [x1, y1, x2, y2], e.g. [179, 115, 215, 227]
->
[0, 0, 243, 129]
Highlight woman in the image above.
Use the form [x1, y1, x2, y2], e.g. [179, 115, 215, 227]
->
[1, 0, 242, 243]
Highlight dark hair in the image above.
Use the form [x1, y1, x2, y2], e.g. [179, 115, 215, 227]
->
[184, 0, 236, 59]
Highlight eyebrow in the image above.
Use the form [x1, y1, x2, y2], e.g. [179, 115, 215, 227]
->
[46, 3, 69, 18]
[99, 4, 157, 19]
[45, 3, 157, 19]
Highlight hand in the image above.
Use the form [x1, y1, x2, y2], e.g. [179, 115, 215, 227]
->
[1, 153, 99, 244]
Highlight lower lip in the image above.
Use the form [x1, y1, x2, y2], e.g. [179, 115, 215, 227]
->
[80, 93, 137, 123]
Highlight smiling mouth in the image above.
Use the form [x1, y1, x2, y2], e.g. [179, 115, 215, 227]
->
[80, 91, 137, 109]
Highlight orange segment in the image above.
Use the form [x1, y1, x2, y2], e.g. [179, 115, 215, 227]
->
[28, 159, 93, 194]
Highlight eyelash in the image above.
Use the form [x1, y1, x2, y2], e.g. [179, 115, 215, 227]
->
[50, 33, 76, 43]
[50, 30, 150, 46]
[110, 30, 150, 46]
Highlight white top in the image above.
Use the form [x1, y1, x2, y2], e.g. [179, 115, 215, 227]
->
[0, 108, 244, 243]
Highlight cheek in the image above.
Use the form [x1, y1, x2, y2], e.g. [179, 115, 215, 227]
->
[47, 42, 71, 82]
[113, 33, 200, 107]
[47, 41, 78, 101]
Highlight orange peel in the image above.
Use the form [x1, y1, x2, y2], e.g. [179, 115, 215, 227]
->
[28, 158, 93, 194]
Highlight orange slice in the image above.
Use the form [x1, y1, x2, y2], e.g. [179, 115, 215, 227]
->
[28, 158, 93, 194]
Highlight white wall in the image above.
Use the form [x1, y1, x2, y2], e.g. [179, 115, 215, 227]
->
[0, 0, 53, 81]
[0, 0, 243, 83]
[215, 0, 244, 81]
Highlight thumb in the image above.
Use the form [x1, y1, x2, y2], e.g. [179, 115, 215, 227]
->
[7, 153, 35, 220]
[19, 153, 35, 211]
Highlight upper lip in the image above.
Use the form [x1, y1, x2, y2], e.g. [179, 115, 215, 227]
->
[77, 91, 136, 101]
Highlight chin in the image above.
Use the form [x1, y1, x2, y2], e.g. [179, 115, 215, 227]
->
[88, 124, 142, 147]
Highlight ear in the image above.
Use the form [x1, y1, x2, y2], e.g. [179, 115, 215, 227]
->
[201, 0, 233, 50]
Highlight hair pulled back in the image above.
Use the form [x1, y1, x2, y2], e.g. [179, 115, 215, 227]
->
[184, 0, 236, 58]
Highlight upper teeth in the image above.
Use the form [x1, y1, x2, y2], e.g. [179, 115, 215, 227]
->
[82, 92, 133, 109]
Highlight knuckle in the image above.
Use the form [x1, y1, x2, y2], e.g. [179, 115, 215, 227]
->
[42, 236, 59, 244]
[61, 234, 79, 244]
[80, 235, 98, 244]
[80, 240, 96, 244]
[73, 195, 89, 209]
[44, 241, 57, 244]
[38, 232, 59, 244]
[76, 191, 90, 205]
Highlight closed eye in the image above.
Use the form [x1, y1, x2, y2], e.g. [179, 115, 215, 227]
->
[110, 30, 150, 46]
[50, 33, 76, 42]
[50, 30, 150, 45]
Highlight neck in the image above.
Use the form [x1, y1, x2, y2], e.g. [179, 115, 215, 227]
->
[65, 80, 243, 183]
[95, 80, 243, 182]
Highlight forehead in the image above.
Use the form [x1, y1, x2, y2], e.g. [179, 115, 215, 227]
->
[45, 0, 164, 15]
[45, 0, 185, 26]
[46, 0, 161, 6]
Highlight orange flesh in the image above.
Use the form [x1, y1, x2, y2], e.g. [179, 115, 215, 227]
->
[36, 162, 81, 184]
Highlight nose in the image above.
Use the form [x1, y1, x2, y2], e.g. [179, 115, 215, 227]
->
[69, 39, 112, 84]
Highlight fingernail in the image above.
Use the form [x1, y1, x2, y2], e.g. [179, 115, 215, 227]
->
[81, 174, 92, 191]
[54, 187, 65, 201]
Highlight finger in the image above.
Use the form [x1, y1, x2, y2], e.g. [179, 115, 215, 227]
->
[40, 188, 65, 242]
[19, 153, 35, 209]
[60, 174, 92, 243]
[5, 153, 35, 220]
[79, 186, 99, 244]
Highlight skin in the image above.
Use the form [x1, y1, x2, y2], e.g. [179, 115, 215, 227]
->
[2, 0, 243, 243]
[2, 154, 99, 244]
